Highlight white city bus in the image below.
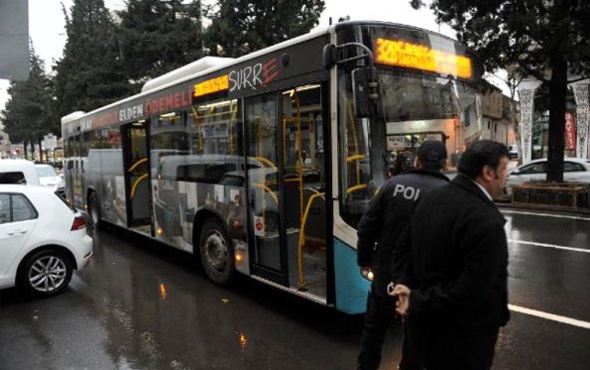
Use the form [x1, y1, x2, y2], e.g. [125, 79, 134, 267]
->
[62, 21, 482, 314]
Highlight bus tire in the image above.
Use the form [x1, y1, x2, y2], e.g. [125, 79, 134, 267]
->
[88, 191, 103, 230]
[199, 218, 235, 287]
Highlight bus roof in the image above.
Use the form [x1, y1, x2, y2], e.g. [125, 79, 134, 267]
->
[141, 56, 235, 93]
[61, 24, 332, 126]
[60, 21, 468, 131]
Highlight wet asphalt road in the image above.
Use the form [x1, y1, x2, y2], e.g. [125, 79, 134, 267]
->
[1, 210, 590, 370]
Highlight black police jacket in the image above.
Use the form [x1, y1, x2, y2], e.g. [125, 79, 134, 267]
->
[392, 174, 510, 328]
[356, 169, 449, 296]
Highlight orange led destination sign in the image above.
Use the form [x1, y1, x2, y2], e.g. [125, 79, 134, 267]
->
[194, 74, 230, 98]
[375, 38, 473, 79]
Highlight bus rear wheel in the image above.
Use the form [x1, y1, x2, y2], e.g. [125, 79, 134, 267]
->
[88, 191, 103, 229]
[199, 218, 235, 287]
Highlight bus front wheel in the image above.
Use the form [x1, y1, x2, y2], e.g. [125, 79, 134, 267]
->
[199, 218, 235, 287]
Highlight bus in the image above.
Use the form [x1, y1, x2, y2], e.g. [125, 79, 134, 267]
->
[61, 21, 482, 314]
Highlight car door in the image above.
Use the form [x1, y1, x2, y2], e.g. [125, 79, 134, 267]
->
[563, 161, 586, 182]
[0, 193, 38, 279]
[514, 161, 547, 184]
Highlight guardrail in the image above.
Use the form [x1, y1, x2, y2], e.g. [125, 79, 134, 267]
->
[512, 183, 590, 211]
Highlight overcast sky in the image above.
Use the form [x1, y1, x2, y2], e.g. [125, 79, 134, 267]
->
[1, 0, 459, 113]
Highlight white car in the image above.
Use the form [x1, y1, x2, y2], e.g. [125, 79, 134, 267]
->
[0, 185, 93, 296]
[0, 159, 40, 185]
[505, 158, 590, 195]
[35, 163, 66, 197]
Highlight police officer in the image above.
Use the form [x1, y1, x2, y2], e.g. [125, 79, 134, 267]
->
[356, 140, 449, 370]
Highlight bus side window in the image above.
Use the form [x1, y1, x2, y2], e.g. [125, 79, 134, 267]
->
[178, 164, 203, 182]
[204, 165, 226, 184]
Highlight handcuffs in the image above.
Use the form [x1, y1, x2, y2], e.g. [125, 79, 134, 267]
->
[386, 282, 396, 296]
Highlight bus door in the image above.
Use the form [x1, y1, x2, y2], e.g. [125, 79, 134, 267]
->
[121, 121, 152, 233]
[66, 134, 84, 208]
[245, 85, 328, 297]
[245, 93, 290, 285]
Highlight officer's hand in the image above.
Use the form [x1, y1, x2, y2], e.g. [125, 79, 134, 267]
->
[392, 284, 411, 317]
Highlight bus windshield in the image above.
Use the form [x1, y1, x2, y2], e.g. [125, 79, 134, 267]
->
[338, 69, 481, 229]
[379, 69, 476, 122]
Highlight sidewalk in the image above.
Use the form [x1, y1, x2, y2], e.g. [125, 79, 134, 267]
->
[496, 201, 590, 218]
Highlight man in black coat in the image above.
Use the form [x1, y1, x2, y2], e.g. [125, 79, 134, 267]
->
[391, 140, 510, 370]
[356, 140, 449, 370]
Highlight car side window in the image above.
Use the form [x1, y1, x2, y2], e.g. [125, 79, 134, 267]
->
[12, 194, 37, 222]
[0, 193, 38, 224]
[563, 162, 585, 172]
[519, 162, 546, 174]
[0, 172, 26, 184]
[0, 194, 10, 224]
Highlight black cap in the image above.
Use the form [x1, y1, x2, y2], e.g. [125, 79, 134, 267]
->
[416, 140, 447, 163]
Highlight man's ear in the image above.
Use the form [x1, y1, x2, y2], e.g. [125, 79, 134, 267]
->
[481, 164, 495, 182]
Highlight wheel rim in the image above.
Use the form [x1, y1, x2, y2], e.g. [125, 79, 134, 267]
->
[204, 230, 228, 273]
[28, 256, 68, 293]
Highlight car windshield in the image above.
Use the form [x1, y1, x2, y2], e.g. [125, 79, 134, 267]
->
[36, 165, 58, 178]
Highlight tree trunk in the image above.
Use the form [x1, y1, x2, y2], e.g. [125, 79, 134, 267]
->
[546, 54, 567, 183]
[38, 138, 43, 162]
[23, 141, 28, 159]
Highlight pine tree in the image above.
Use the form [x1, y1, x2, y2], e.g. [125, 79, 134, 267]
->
[117, 0, 204, 90]
[53, 0, 132, 118]
[205, 0, 325, 58]
[1, 45, 55, 158]
[410, 0, 590, 182]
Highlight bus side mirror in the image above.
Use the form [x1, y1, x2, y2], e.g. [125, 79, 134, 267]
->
[352, 67, 379, 118]
[322, 44, 337, 69]
[322, 44, 338, 69]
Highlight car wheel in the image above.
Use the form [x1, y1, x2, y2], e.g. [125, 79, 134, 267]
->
[88, 191, 103, 229]
[199, 218, 235, 287]
[17, 248, 73, 297]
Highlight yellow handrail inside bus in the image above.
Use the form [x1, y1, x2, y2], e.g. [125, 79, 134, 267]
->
[283, 88, 315, 222]
[130, 173, 148, 199]
[229, 101, 237, 153]
[294, 92, 303, 220]
[190, 106, 204, 152]
[346, 183, 367, 194]
[346, 154, 366, 163]
[297, 191, 325, 287]
[252, 156, 277, 170]
[128, 157, 147, 172]
[252, 183, 278, 205]
[346, 99, 362, 184]
[283, 114, 305, 220]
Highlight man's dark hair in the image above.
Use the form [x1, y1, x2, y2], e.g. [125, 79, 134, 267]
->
[422, 159, 446, 172]
[417, 140, 447, 171]
[458, 140, 509, 179]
